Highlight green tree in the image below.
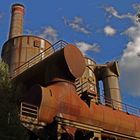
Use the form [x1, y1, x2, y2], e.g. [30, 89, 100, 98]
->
[0, 60, 29, 140]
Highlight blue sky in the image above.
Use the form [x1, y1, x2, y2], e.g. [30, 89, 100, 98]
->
[0, 0, 140, 108]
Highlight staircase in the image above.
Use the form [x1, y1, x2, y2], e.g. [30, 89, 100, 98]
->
[75, 79, 96, 95]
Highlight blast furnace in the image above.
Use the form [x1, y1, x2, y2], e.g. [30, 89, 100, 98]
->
[1, 3, 140, 140]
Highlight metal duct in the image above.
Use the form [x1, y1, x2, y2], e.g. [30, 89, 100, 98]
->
[102, 61, 122, 109]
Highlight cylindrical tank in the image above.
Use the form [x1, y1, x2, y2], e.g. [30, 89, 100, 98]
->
[9, 3, 24, 39]
[102, 62, 122, 109]
[75, 57, 97, 96]
[45, 44, 86, 83]
[1, 35, 52, 76]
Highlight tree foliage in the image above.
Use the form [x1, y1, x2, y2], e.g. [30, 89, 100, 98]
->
[0, 60, 29, 140]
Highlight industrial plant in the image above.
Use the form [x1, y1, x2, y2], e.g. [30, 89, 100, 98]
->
[1, 3, 140, 140]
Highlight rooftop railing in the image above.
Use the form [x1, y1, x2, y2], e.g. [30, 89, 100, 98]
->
[12, 40, 68, 78]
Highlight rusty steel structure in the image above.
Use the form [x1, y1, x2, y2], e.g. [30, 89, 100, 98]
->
[1, 3, 140, 140]
[2, 36, 52, 76]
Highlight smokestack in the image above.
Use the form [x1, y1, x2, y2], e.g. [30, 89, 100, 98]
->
[9, 3, 24, 39]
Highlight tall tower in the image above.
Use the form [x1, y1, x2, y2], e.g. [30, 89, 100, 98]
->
[9, 3, 24, 39]
[2, 3, 52, 77]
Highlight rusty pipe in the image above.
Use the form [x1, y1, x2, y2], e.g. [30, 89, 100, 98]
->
[27, 81, 91, 123]
[26, 80, 140, 138]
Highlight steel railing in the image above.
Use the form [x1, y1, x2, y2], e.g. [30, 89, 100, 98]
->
[20, 102, 46, 131]
[12, 40, 68, 78]
[75, 81, 140, 117]
[20, 102, 38, 124]
[95, 94, 140, 116]
[75, 80, 96, 94]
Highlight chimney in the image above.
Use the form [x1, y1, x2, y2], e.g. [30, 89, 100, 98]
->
[9, 3, 24, 39]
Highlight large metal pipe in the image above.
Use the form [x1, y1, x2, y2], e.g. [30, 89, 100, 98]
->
[9, 3, 24, 39]
[26, 81, 91, 123]
[26, 80, 91, 136]
[26, 81, 140, 139]
[102, 62, 122, 109]
[90, 102, 140, 139]
[45, 44, 86, 83]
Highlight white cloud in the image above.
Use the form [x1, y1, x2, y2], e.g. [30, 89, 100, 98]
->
[75, 42, 100, 55]
[104, 25, 116, 36]
[24, 26, 59, 44]
[63, 16, 91, 35]
[39, 26, 58, 43]
[105, 6, 134, 20]
[104, 5, 140, 96]
[119, 21, 140, 97]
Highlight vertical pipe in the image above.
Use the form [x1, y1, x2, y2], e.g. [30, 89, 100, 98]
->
[102, 62, 122, 109]
[9, 3, 24, 39]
